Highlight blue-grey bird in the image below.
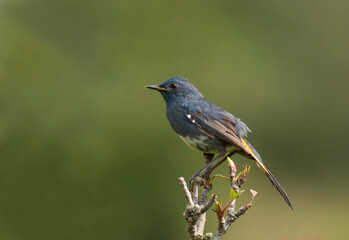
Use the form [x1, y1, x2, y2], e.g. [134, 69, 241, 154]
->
[146, 77, 293, 210]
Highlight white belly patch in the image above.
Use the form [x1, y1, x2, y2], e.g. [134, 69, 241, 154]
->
[179, 135, 210, 152]
[178, 135, 239, 153]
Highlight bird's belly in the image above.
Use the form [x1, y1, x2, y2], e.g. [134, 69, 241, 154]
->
[178, 135, 214, 153]
[178, 135, 240, 153]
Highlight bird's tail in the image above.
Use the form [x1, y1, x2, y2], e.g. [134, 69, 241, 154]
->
[241, 138, 294, 210]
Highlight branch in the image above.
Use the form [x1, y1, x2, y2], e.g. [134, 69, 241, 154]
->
[179, 157, 259, 240]
[179, 177, 194, 206]
[213, 158, 258, 240]
[201, 193, 217, 214]
[178, 177, 214, 240]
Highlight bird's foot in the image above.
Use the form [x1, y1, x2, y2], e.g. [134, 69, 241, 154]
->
[200, 172, 212, 190]
[189, 174, 206, 191]
[189, 172, 213, 191]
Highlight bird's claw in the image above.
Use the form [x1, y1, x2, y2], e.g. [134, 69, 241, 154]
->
[200, 173, 212, 190]
[189, 175, 206, 191]
[189, 173, 212, 191]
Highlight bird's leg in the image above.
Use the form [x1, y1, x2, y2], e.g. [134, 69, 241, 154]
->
[201, 153, 215, 187]
[189, 151, 226, 187]
[203, 153, 215, 164]
[198, 151, 238, 190]
[203, 153, 215, 174]
[204, 150, 238, 176]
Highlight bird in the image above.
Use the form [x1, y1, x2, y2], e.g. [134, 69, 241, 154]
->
[146, 77, 293, 210]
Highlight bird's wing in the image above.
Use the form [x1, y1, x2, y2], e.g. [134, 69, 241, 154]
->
[188, 108, 267, 170]
[187, 109, 248, 153]
[185, 106, 294, 210]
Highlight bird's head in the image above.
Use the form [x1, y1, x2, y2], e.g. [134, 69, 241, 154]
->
[146, 77, 203, 103]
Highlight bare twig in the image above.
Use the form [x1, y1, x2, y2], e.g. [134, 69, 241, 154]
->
[179, 177, 194, 206]
[196, 153, 214, 236]
[201, 194, 217, 213]
[178, 177, 213, 240]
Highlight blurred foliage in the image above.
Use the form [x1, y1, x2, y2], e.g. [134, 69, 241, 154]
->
[0, 0, 348, 239]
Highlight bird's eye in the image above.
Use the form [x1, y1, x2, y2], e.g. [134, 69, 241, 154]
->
[169, 83, 177, 89]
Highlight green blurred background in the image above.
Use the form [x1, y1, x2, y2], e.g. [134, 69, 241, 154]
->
[0, 0, 348, 239]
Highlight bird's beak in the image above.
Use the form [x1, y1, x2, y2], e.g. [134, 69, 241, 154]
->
[145, 85, 169, 92]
